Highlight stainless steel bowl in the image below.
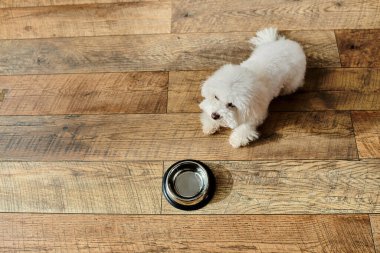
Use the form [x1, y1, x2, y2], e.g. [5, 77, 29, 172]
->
[162, 160, 215, 210]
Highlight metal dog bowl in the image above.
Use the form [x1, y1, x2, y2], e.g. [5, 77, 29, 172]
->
[162, 160, 215, 211]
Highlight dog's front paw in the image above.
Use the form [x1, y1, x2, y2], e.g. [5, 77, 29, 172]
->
[202, 124, 218, 135]
[229, 127, 259, 148]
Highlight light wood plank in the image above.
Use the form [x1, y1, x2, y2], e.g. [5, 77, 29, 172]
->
[352, 111, 380, 158]
[0, 1, 171, 39]
[336, 29, 380, 67]
[371, 215, 380, 253]
[172, 0, 380, 33]
[0, 72, 168, 115]
[0, 31, 339, 75]
[0, 112, 357, 161]
[0, 214, 375, 252]
[168, 68, 380, 112]
[0, 162, 161, 214]
[168, 70, 208, 113]
[163, 160, 380, 214]
[284, 30, 341, 68]
[0, 0, 151, 8]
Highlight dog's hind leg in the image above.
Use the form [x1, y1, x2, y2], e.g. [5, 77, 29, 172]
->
[280, 75, 304, 96]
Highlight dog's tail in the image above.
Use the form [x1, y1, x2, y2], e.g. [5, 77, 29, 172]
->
[249, 27, 284, 47]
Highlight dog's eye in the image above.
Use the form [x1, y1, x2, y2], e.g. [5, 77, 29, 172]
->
[214, 96, 219, 100]
[227, 103, 235, 108]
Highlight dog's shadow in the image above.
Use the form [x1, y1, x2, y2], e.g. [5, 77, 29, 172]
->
[268, 68, 331, 112]
[251, 68, 332, 148]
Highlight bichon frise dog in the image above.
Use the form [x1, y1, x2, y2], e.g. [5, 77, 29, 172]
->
[199, 28, 306, 148]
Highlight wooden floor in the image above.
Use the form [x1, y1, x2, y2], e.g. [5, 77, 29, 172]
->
[0, 1, 379, 252]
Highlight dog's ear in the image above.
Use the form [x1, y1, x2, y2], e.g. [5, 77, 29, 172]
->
[200, 81, 211, 98]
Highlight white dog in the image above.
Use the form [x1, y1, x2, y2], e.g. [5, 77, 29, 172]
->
[199, 28, 306, 148]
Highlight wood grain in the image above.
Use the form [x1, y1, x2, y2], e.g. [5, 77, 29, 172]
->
[0, 1, 171, 39]
[371, 215, 380, 253]
[0, 112, 356, 161]
[0, 162, 161, 214]
[0, 0, 151, 8]
[168, 68, 380, 112]
[172, 0, 380, 33]
[0, 72, 168, 115]
[0, 214, 375, 252]
[163, 160, 380, 214]
[0, 31, 339, 75]
[352, 111, 380, 158]
[336, 29, 380, 67]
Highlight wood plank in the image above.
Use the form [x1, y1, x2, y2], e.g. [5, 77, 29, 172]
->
[284, 30, 340, 68]
[0, 214, 375, 252]
[0, 162, 161, 214]
[0, 31, 339, 75]
[0, 0, 150, 8]
[370, 215, 380, 253]
[336, 29, 380, 67]
[0, 112, 357, 161]
[172, 0, 380, 33]
[168, 68, 380, 112]
[301, 68, 380, 91]
[0, 72, 168, 115]
[270, 91, 380, 111]
[163, 160, 380, 214]
[352, 111, 380, 158]
[0, 1, 171, 39]
[168, 70, 209, 113]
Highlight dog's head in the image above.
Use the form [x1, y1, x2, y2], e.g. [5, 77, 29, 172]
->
[199, 64, 254, 129]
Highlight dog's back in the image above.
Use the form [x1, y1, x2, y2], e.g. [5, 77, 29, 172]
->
[241, 28, 307, 97]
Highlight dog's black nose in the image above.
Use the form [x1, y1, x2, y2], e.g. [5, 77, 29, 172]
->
[211, 112, 220, 120]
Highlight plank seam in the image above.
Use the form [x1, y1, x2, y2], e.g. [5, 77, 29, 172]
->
[0, 67, 376, 77]
[0, 158, 367, 162]
[160, 160, 164, 214]
[334, 30, 344, 67]
[350, 111, 361, 160]
[0, 1, 167, 10]
[0, 29, 363, 41]
[369, 215, 379, 253]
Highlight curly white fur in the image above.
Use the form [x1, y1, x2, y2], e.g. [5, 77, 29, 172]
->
[199, 27, 306, 148]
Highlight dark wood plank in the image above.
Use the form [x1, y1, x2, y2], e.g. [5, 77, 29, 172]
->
[168, 68, 380, 112]
[172, 0, 380, 33]
[0, 72, 168, 115]
[352, 111, 380, 158]
[336, 29, 380, 67]
[301, 68, 380, 91]
[0, 112, 357, 161]
[270, 91, 380, 111]
[163, 160, 380, 214]
[371, 215, 380, 253]
[0, 162, 161, 214]
[0, 214, 375, 252]
[0, 31, 339, 75]
[0, 1, 171, 39]
[0, 0, 148, 8]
